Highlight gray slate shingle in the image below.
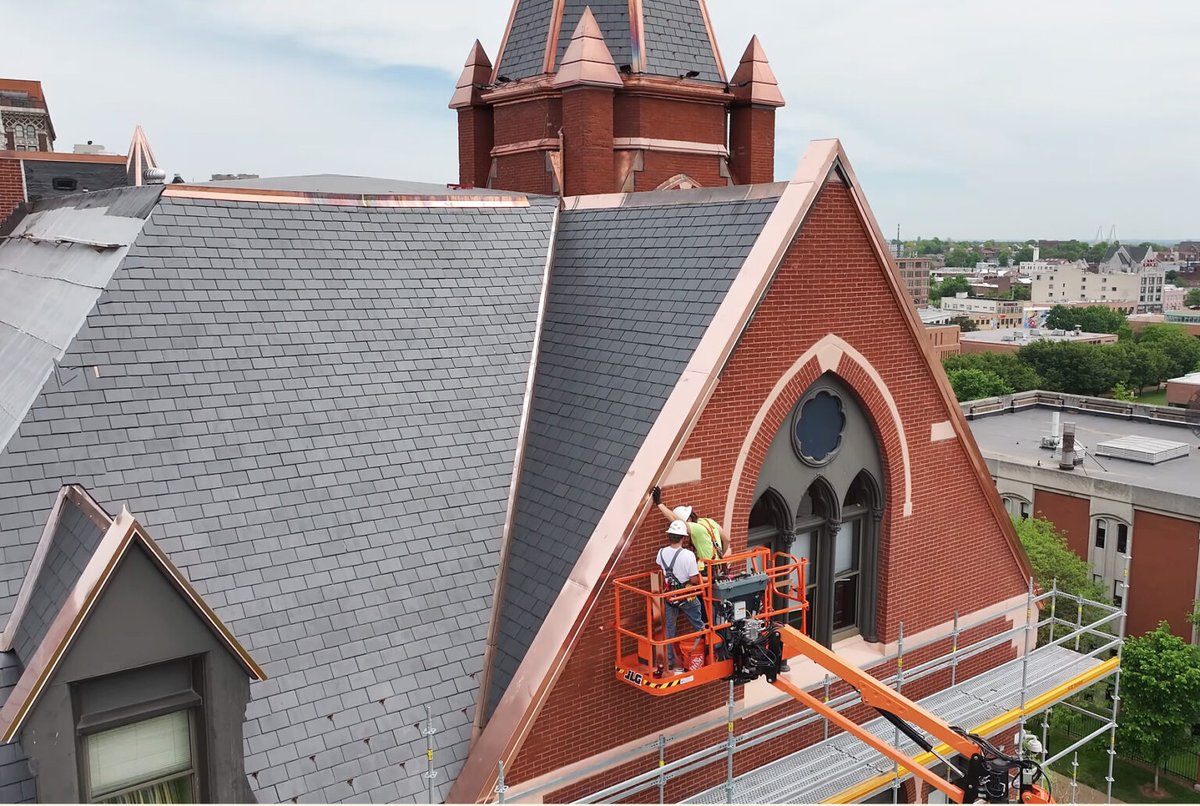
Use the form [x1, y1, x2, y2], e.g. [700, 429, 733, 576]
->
[0, 191, 557, 803]
[486, 193, 779, 715]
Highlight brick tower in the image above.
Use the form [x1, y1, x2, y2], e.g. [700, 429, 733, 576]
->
[450, 0, 785, 194]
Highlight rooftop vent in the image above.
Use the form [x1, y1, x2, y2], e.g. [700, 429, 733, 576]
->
[1094, 435, 1190, 464]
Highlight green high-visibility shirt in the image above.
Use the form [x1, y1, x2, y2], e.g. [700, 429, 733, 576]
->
[688, 518, 724, 568]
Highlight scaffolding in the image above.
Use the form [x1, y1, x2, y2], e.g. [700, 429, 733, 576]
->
[488, 573, 1126, 805]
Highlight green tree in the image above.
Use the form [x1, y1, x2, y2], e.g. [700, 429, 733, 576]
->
[929, 275, 971, 304]
[1117, 623, 1200, 793]
[1110, 382, 1137, 401]
[946, 368, 1012, 401]
[1011, 516, 1106, 601]
[1014, 245, 1035, 263]
[1043, 305, 1127, 334]
[947, 315, 978, 333]
[998, 250, 1011, 267]
[1119, 341, 1173, 390]
[1085, 241, 1111, 264]
[942, 351, 1043, 392]
[1016, 341, 1134, 396]
[1184, 288, 1200, 308]
[1165, 269, 1178, 283]
[1137, 324, 1200, 377]
[1010, 284, 1031, 301]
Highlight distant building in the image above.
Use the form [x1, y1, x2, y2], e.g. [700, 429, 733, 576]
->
[1030, 263, 1162, 313]
[965, 391, 1200, 643]
[1163, 284, 1186, 311]
[940, 294, 1023, 329]
[896, 255, 931, 305]
[1099, 243, 1157, 272]
[1165, 371, 1200, 407]
[0, 79, 159, 224]
[959, 327, 1118, 354]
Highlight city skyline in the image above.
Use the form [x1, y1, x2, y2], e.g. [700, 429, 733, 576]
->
[4, 0, 1199, 239]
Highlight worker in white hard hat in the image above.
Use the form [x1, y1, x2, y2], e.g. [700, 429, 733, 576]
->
[650, 486, 727, 575]
[657, 520, 706, 674]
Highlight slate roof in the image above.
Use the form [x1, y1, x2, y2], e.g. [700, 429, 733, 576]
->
[10, 496, 106, 666]
[0, 188, 557, 802]
[496, 0, 724, 83]
[0, 187, 159, 453]
[0, 653, 33, 803]
[203, 174, 526, 197]
[486, 188, 782, 715]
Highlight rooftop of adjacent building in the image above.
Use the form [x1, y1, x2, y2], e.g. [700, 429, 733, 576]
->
[963, 391, 1200, 500]
[960, 327, 1117, 345]
[1169, 371, 1200, 387]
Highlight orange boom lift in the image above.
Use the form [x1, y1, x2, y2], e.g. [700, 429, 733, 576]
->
[613, 547, 1053, 803]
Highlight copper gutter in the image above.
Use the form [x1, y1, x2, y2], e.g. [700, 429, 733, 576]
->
[160, 185, 529, 208]
[472, 203, 561, 743]
[0, 508, 266, 743]
[448, 141, 840, 803]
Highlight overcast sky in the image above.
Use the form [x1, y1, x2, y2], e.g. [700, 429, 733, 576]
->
[5, 1, 1197, 240]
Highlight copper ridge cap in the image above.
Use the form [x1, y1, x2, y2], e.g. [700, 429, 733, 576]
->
[449, 140, 841, 804]
[162, 184, 532, 207]
[562, 180, 787, 210]
[730, 35, 785, 107]
[553, 6, 622, 89]
[450, 40, 494, 109]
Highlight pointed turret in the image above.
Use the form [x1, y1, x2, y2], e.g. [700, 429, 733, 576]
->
[125, 125, 161, 187]
[449, 40, 494, 109]
[449, 41, 496, 189]
[553, 8, 622, 89]
[555, 8, 619, 195]
[729, 36, 785, 107]
[728, 36, 783, 185]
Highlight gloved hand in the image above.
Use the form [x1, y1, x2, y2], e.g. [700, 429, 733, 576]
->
[651, 486, 662, 505]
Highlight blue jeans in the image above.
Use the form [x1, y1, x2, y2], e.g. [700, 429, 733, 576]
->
[665, 597, 706, 669]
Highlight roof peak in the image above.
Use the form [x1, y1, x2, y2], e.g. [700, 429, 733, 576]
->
[730, 36, 784, 107]
[449, 39, 494, 108]
[553, 7, 622, 89]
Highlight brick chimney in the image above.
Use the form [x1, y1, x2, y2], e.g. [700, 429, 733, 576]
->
[449, 40, 495, 189]
[553, 8, 621, 197]
[728, 37, 784, 185]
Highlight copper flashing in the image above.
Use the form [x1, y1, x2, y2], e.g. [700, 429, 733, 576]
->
[490, 138, 561, 158]
[618, 73, 731, 103]
[696, 0, 727, 82]
[543, 0, 568, 73]
[628, 0, 646, 73]
[449, 40, 495, 109]
[0, 150, 125, 164]
[0, 486, 112, 652]
[553, 7, 623, 89]
[0, 504, 266, 743]
[491, 0, 523, 84]
[125, 125, 158, 186]
[160, 184, 529, 208]
[729, 36, 785, 107]
[473, 205, 561, 742]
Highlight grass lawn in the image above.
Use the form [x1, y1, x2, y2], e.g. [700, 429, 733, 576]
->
[1047, 728, 1200, 803]
[1136, 388, 1169, 406]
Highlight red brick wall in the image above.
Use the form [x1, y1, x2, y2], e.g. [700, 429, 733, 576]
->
[492, 151, 555, 195]
[613, 95, 727, 144]
[561, 87, 615, 197]
[729, 106, 776, 185]
[492, 96, 562, 146]
[0, 157, 24, 223]
[506, 180, 1030, 789]
[1032, 490, 1090, 559]
[1129, 510, 1199, 639]
[456, 107, 494, 188]
[634, 151, 727, 191]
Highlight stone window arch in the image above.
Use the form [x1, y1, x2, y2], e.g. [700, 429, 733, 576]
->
[748, 373, 885, 645]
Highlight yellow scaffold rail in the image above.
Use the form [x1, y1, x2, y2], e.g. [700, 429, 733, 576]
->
[826, 655, 1119, 804]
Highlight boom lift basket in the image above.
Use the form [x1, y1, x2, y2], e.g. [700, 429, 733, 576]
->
[613, 546, 807, 695]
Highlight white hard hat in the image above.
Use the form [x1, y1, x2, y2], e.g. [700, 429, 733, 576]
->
[672, 505, 693, 521]
[667, 520, 689, 537]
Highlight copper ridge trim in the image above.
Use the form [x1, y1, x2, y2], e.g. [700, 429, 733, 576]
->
[543, 0, 567, 73]
[629, 0, 646, 72]
[613, 137, 728, 156]
[493, 0, 523, 84]
[0, 507, 267, 743]
[1, 150, 126, 164]
[833, 149, 1035, 584]
[491, 138, 561, 157]
[161, 185, 529, 208]
[448, 144, 832, 804]
[696, 0, 727, 82]
[0, 485, 113, 652]
[472, 205, 561, 743]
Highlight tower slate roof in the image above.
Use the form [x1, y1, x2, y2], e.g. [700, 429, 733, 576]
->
[494, 0, 725, 83]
